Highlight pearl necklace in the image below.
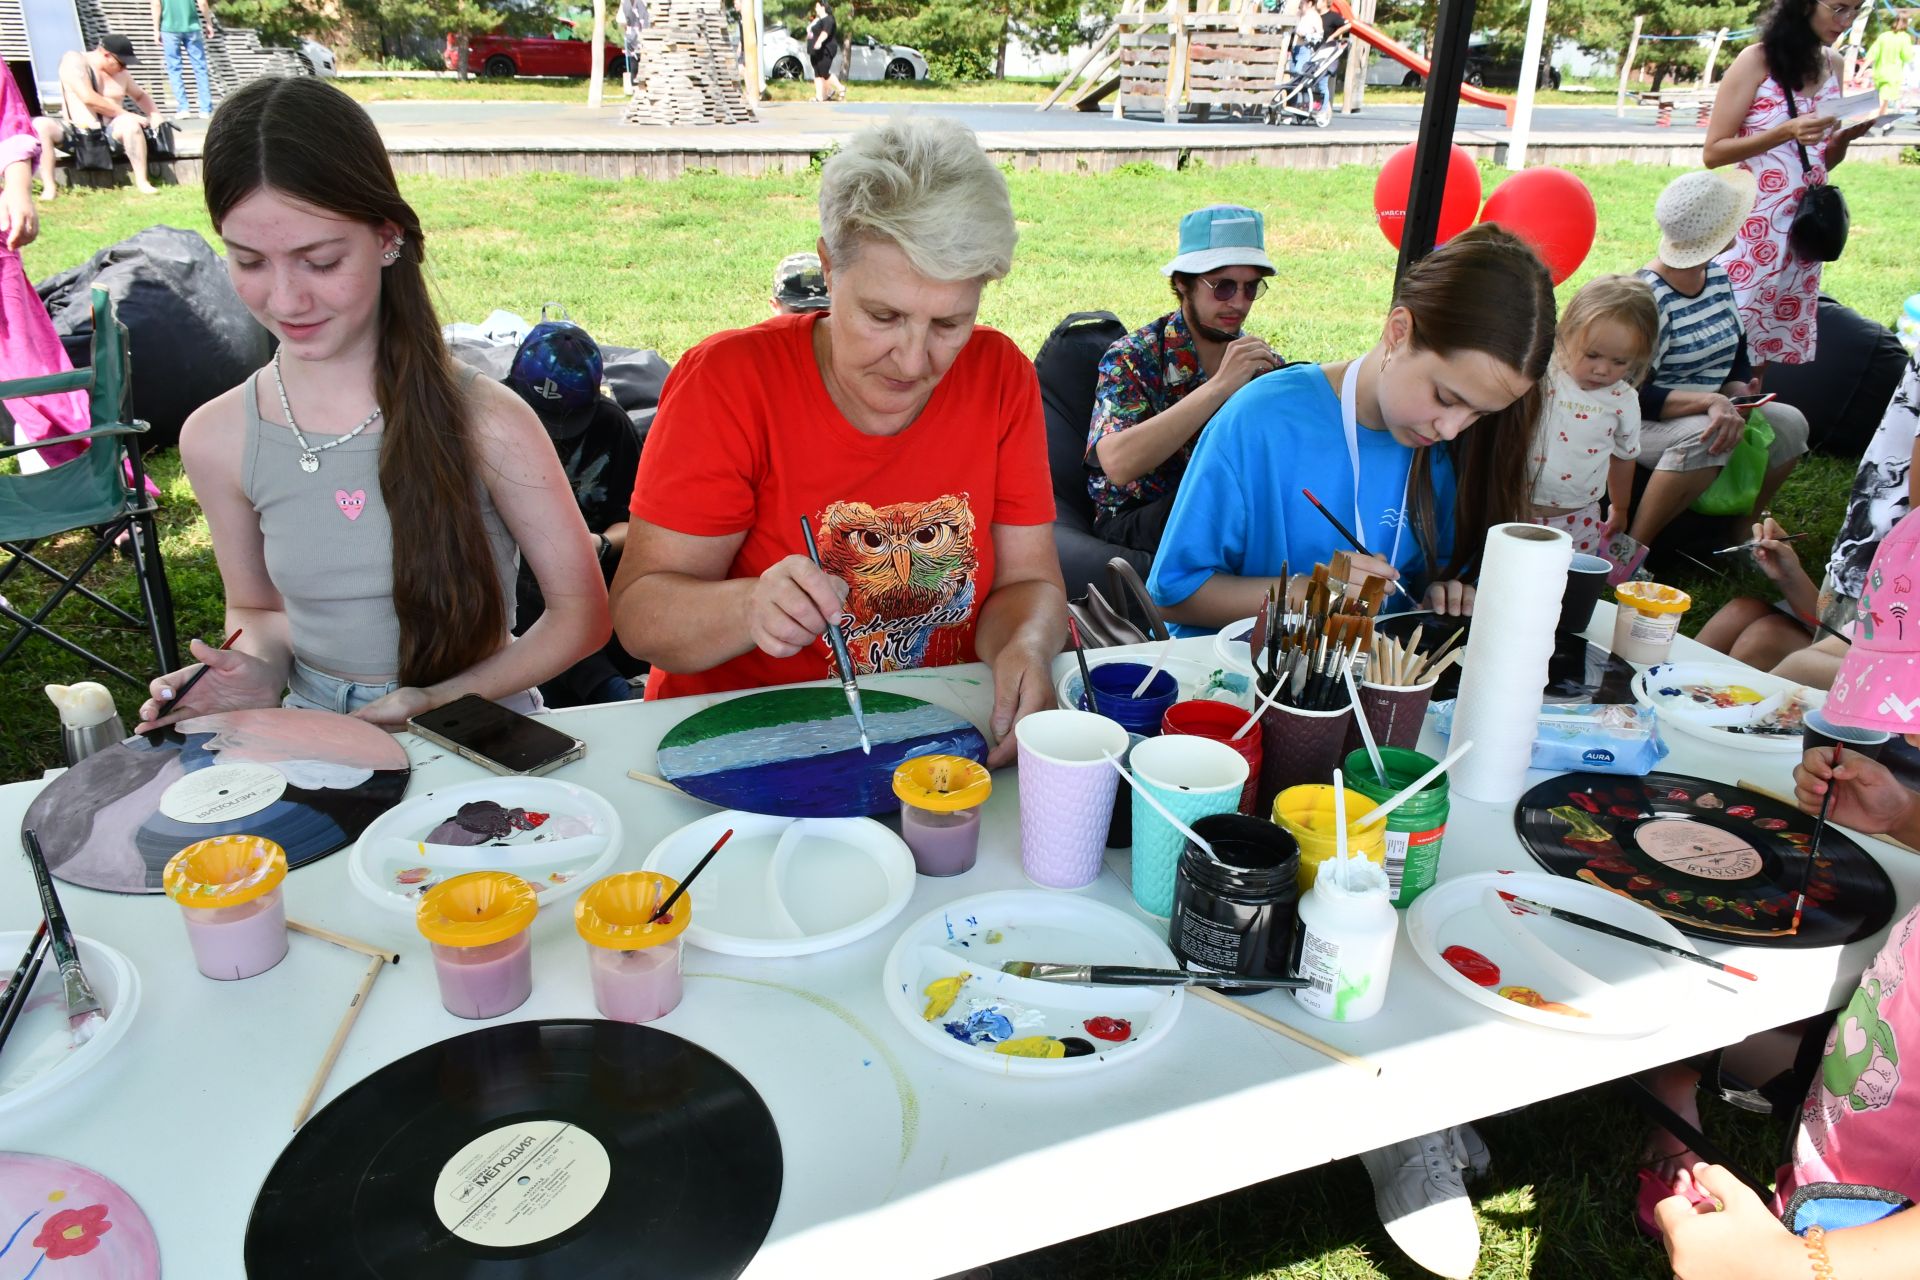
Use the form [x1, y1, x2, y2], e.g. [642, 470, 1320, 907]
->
[273, 349, 382, 474]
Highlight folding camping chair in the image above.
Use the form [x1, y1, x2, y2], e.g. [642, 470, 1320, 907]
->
[0, 286, 178, 687]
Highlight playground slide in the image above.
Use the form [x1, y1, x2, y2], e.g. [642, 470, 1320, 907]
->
[1327, 0, 1518, 123]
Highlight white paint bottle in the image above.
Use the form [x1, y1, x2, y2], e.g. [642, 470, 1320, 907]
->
[1292, 849, 1397, 1023]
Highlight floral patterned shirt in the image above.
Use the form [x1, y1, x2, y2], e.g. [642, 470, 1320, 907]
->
[1085, 310, 1213, 522]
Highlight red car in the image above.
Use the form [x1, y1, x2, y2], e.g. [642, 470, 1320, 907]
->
[444, 19, 623, 79]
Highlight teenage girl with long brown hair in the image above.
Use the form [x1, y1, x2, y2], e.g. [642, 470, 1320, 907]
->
[1148, 222, 1556, 633]
[137, 78, 608, 729]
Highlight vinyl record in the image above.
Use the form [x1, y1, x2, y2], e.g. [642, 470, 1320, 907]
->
[1374, 611, 1635, 704]
[22, 708, 410, 894]
[246, 1020, 783, 1280]
[1514, 771, 1895, 948]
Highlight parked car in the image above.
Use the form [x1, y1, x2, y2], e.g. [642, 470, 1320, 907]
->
[443, 19, 623, 79]
[1463, 40, 1559, 90]
[758, 27, 927, 82]
[297, 38, 337, 77]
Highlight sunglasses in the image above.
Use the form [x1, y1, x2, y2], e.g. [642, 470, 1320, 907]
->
[1194, 275, 1270, 303]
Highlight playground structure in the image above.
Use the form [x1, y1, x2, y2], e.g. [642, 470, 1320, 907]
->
[1041, 0, 1519, 125]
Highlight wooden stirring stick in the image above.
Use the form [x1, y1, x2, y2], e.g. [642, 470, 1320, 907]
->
[294, 952, 390, 1129]
[288, 919, 399, 965]
[1191, 986, 1381, 1077]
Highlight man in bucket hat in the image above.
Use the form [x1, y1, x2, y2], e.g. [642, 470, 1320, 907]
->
[1084, 204, 1281, 555]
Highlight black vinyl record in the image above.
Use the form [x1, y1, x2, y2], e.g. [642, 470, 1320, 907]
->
[246, 1020, 783, 1279]
[1514, 771, 1896, 948]
[1374, 610, 1635, 705]
[22, 708, 410, 893]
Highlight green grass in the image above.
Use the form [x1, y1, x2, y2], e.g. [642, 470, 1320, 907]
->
[4, 160, 1895, 1276]
[9, 161, 1918, 784]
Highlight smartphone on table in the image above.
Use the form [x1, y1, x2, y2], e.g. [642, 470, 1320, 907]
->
[408, 695, 585, 776]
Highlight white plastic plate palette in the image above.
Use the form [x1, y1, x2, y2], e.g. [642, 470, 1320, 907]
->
[1632, 661, 1823, 755]
[882, 890, 1184, 1076]
[348, 777, 621, 912]
[1214, 616, 1259, 676]
[1406, 871, 1710, 1038]
[0, 931, 141, 1119]
[641, 810, 915, 958]
[1055, 654, 1250, 714]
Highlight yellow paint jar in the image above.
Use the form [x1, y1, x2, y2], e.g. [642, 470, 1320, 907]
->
[1272, 785, 1386, 893]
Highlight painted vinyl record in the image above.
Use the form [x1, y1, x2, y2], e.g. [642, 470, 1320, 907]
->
[0, 1152, 161, 1279]
[22, 708, 410, 894]
[246, 1020, 783, 1280]
[656, 686, 987, 818]
[1515, 772, 1895, 948]
[1375, 611, 1636, 705]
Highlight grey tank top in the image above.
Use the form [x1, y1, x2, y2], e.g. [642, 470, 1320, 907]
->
[241, 371, 519, 679]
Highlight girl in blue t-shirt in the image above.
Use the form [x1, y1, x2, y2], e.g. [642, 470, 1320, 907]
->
[1148, 224, 1557, 635]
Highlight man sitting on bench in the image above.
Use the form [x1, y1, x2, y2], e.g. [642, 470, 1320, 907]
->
[1084, 204, 1280, 555]
[32, 34, 162, 200]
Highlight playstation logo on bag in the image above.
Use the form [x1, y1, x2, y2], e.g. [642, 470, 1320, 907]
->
[506, 314, 605, 442]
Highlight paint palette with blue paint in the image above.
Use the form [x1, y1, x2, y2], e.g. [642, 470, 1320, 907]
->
[655, 687, 988, 818]
[882, 891, 1185, 1077]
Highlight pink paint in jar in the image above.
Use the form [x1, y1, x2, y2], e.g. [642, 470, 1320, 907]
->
[891, 755, 992, 877]
[575, 871, 689, 1022]
[163, 835, 290, 981]
[417, 871, 538, 1020]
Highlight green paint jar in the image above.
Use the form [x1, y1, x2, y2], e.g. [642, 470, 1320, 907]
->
[1343, 747, 1448, 908]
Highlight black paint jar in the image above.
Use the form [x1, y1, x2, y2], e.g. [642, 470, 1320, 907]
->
[1168, 813, 1301, 997]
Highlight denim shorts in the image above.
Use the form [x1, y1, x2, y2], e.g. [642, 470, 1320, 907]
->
[284, 658, 543, 716]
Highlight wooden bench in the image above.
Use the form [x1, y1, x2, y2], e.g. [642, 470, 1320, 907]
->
[1634, 89, 1714, 127]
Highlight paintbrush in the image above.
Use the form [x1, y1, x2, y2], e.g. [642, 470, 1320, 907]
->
[1494, 891, 1758, 981]
[1792, 744, 1842, 934]
[0, 934, 49, 1059]
[1300, 488, 1416, 604]
[1712, 531, 1809, 556]
[1067, 615, 1102, 717]
[0, 923, 48, 1029]
[159, 626, 243, 711]
[999, 961, 1310, 990]
[799, 515, 870, 755]
[651, 827, 735, 923]
[20, 830, 105, 1045]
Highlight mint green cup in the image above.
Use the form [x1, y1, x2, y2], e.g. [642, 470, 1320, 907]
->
[1127, 734, 1250, 917]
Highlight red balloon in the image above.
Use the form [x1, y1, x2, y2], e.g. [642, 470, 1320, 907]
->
[1373, 142, 1483, 250]
[1477, 167, 1598, 285]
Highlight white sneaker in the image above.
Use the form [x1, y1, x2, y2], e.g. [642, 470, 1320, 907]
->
[1449, 1122, 1490, 1180]
[1358, 1129, 1482, 1279]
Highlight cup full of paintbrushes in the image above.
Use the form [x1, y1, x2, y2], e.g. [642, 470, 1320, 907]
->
[1161, 700, 1262, 815]
[1125, 735, 1250, 917]
[1254, 690, 1356, 816]
[1014, 709, 1129, 889]
[575, 871, 690, 1023]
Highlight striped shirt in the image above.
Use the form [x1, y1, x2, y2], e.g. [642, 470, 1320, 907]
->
[1637, 265, 1751, 418]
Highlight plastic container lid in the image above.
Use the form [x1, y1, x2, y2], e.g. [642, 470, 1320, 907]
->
[574, 871, 690, 950]
[892, 755, 992, 813]
[163, 835, 287, 909]
[1614, 581, 1691, 615]
[416, 871, 539, 948]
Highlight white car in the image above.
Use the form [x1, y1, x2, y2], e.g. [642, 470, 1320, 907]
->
[760, 27, 926, 82]
[298, 38, 337, 77]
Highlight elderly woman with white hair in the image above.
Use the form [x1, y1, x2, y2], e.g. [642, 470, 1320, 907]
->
[610, 116, 1065, 765]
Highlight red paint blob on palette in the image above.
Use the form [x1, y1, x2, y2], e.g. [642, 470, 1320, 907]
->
[1083, 1016, 1132, 1042]
[1441, 945, 1500, 987]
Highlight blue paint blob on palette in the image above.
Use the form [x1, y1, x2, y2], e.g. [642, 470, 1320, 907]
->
[655, 687, 988, 818]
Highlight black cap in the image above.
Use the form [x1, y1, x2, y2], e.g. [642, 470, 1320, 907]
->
[100, 33, 138, 65]
[507, 320, 606, 441]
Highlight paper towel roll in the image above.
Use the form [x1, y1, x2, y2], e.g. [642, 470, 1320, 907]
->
[1447, 523, 1573, 802]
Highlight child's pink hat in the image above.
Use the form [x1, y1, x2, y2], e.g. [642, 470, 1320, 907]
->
[1826, 509, 1920, 734]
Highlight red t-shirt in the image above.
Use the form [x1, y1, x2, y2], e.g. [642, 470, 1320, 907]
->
[631, 311, 1055, 700]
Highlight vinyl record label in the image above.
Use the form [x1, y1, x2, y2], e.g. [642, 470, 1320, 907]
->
[433, 1121, 611, 1248]
[158, 761, 287, 823]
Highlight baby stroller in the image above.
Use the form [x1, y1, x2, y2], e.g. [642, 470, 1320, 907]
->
[1266, 34, 1349, 128]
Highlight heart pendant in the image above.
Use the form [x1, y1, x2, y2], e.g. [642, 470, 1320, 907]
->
[299, 452, 320, 474]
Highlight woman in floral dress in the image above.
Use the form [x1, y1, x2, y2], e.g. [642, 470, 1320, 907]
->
[1704, 0, 1880, 369]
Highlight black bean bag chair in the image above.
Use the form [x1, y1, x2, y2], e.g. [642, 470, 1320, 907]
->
[1766, 296, 1908, 458]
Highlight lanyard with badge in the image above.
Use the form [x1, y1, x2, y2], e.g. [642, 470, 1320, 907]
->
[1339, 357, 1413, 573]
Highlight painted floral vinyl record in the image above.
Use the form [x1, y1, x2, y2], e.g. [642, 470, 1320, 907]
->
[1514, 772, 1895, 948]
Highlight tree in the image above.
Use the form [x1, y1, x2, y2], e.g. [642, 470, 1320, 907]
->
[212, 0, 326, 46]
[446, 0, 512, 81]
[827, 0, 1118, 82]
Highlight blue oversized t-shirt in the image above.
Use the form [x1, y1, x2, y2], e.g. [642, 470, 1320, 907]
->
[1147, 362, 1456, 637]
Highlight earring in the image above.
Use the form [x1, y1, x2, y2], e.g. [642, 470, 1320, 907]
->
[382, 236, 405, 263]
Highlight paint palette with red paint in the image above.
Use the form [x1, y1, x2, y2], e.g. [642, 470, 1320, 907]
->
[1406, 871, 1706, 1037]
[881, 891, 1184, 1077]
[1514, 772, 1895, 948]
